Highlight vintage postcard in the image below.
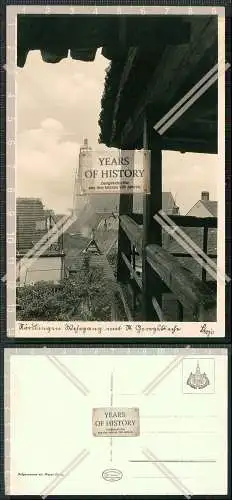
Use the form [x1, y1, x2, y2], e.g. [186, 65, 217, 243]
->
[4, 347, 228, 495]
[5, 5, 230, 337]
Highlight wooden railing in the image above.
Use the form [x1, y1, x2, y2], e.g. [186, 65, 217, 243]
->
[115, 214, 217, 321]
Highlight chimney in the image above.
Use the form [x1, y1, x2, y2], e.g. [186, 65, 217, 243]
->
[201, 191, 209, 201]
[83, 138, 88, 147]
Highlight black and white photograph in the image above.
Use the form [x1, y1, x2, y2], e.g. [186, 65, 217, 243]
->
[5, 5, 229, 337]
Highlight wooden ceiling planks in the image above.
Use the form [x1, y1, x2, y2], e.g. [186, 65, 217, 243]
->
[17, 15, 191, 67]
[17, 14, 219, 154]
[119, 16, 218, 152]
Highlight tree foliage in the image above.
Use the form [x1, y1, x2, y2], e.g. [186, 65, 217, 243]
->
[16, 268, 113, 321]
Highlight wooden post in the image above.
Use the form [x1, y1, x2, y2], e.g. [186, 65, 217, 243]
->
[177, 301, 184, 321]
[61, 253, 65, 280]
[117, 147, 134, 283]
[131, 243, 137, 314]
[142, 113, 162, 320]
[202, 225, 208, 281]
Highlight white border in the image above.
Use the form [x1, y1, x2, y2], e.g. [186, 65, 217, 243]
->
[6, 5, 226, 338]
[4, 346, 228, 495]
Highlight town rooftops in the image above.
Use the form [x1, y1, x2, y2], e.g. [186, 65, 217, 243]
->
[133, 192, 179, 215]
[199, 200, 217, 217]
[68, 191, 179, 235]
[17, 197, 64, 254]
[17, 198, 45, 252]
[186, 191, 218, 217]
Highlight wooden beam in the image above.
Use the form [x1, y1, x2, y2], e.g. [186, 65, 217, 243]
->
[143, 124, 162, 245]
[117, 146, 135, 282]
[119, 215, 143, 254]
[151, 297, 164, 321]
[130, 213, 143, 225]
[146, 244, 216, 321]
[121, 252, 142, 289]
[117, 284, 133, 321]
[142, 118, 162, 320]
[126, 18, 191, 47]
[118, 17, 127, 48]
[111, 48, 138, 143]
[202, 226, 208, 281]
[172, 253, 217, 259]
[161, 137, 217, 155]
[162, 215, 217, 229]
[121, 17, 217, 147]
[147, 18, 217, 110]
[194, 117, 217, 125]
[18, 16, 191, 67]
[156, 76, 218, 151]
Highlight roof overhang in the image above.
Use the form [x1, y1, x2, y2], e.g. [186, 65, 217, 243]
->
[17, 15, 191, 66]
[17, 15, 221, 154]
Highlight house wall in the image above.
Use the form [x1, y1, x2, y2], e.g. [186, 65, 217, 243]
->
[17, 256, 64, 286]
[187, 201, 211, 217]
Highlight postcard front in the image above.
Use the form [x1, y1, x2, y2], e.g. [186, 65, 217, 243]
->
[5, 5, 229, 338]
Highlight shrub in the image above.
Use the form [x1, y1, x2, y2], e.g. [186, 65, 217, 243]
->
[16, 268, 113, 321]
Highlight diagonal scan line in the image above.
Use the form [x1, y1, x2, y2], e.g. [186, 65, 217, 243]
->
[47, 356, 90, 396]
[18, 213, 74, 259]
[154, 213, 218, 282]
[159, 210, 218, 273]
[16, 214, 77, 281]
[11, 196, 93, 283]
[142, 348, 190, 396]
[158, 71, 217, 135]
[154, 63, 218, 132]
[40, 448, 90, 499]
[2, 213, 77, 283]
[5, 58, 94, 284]
[18, 214, 72, 259]
[142, 448, 192, 499]
[14, 195, 96, 281]
[2, 213, 74, 283]
[155, 62, 230, 135]
[160, 210, 224, 279]
[156, 210, 230, 284]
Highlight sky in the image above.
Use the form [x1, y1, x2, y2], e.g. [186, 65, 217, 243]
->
[17, 49, 219, 215]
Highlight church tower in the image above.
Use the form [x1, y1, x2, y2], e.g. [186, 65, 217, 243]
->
[80, 138, 92, 155]
[73, 138, 92, 212]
